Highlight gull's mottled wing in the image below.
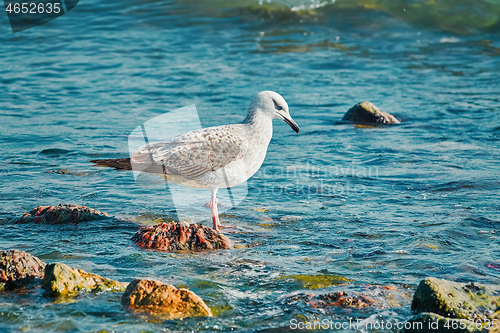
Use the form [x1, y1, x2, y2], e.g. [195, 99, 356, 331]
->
[131, 126, 246, 180]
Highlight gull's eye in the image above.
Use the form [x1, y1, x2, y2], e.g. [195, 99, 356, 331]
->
[272, 99, 283, 111]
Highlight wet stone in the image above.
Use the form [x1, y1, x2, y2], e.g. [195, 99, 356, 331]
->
[42, 262, 127, 296]
[121, 279, 213, 319]
[341, 101, 400, 125]
[0, 249, 46, 291]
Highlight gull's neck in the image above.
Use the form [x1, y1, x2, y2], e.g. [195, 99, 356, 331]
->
[242, 107, 272, 127]
[241, 107, 273, 144]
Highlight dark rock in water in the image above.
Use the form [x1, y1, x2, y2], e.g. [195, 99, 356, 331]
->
[47, 169, 90, 176]
[15, 204, 110, 224]
[121, 279, 212, 319]
[42, 262, 127, 296]
[405, 277, 500, 332]
[342, 102, 400, 125]
[132, 222, 232, 251]
[0, 249, 46, 291]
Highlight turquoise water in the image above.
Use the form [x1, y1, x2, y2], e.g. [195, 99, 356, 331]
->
[1, 0, 500, 331]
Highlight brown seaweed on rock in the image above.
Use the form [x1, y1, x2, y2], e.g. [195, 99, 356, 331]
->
[132, 222, 232, 251]
[15, 204, 110, 224]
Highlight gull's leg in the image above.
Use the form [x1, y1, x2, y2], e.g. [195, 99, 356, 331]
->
[210, 189, 220, 230]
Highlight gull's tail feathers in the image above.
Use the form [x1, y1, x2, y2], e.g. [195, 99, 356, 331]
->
[89, 158, 132, 171]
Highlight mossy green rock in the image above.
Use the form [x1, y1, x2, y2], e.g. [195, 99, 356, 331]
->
[42, 263, 127, 296]
[412, 277, 500, 320]
[342, 102, 400, 125]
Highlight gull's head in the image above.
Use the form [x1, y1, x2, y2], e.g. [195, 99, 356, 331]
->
[249, 91, 300, 133]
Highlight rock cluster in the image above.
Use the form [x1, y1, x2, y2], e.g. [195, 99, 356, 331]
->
[132, 221, 232, 251]
[1, 248, 212, 320]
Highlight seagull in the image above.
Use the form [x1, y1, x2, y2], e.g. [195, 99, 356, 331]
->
[90, 91, 299, 231]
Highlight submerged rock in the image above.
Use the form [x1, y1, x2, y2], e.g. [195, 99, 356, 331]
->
[132, 222, 232, 251]
[406, 277, 500, 332]
[315, 291, 375, 308]
[342, 102, 400, 125]
[0, 250, 46, 291]
[16, 204, 110, 224]
[42, 263, 127, 296]
[279, 274, 353, 290]
[288, 284, 411, 311]
[121, 279, 212, 319]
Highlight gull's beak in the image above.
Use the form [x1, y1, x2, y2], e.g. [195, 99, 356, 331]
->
[282, 114, 300, 133]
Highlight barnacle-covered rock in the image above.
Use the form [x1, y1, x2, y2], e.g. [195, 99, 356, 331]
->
[0, 249, 46, 291]
[342, 102, 400, 125]
[16, 204, 110, 224]
[121, 279, 212, 319]
[132, 222, 231, 251]
[42, 263, 127, 296]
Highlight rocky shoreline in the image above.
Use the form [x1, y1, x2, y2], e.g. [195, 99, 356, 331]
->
[2, 204, 497, 328]
[0, 249, 212, 319]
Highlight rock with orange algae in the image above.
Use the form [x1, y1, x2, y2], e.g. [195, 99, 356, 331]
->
[132, 222, 232, 251]
[0, 249, 46, 291]
[342, 102, 400, 125]
[121, 279, 213, 319]
[15, 204, 110, 224]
